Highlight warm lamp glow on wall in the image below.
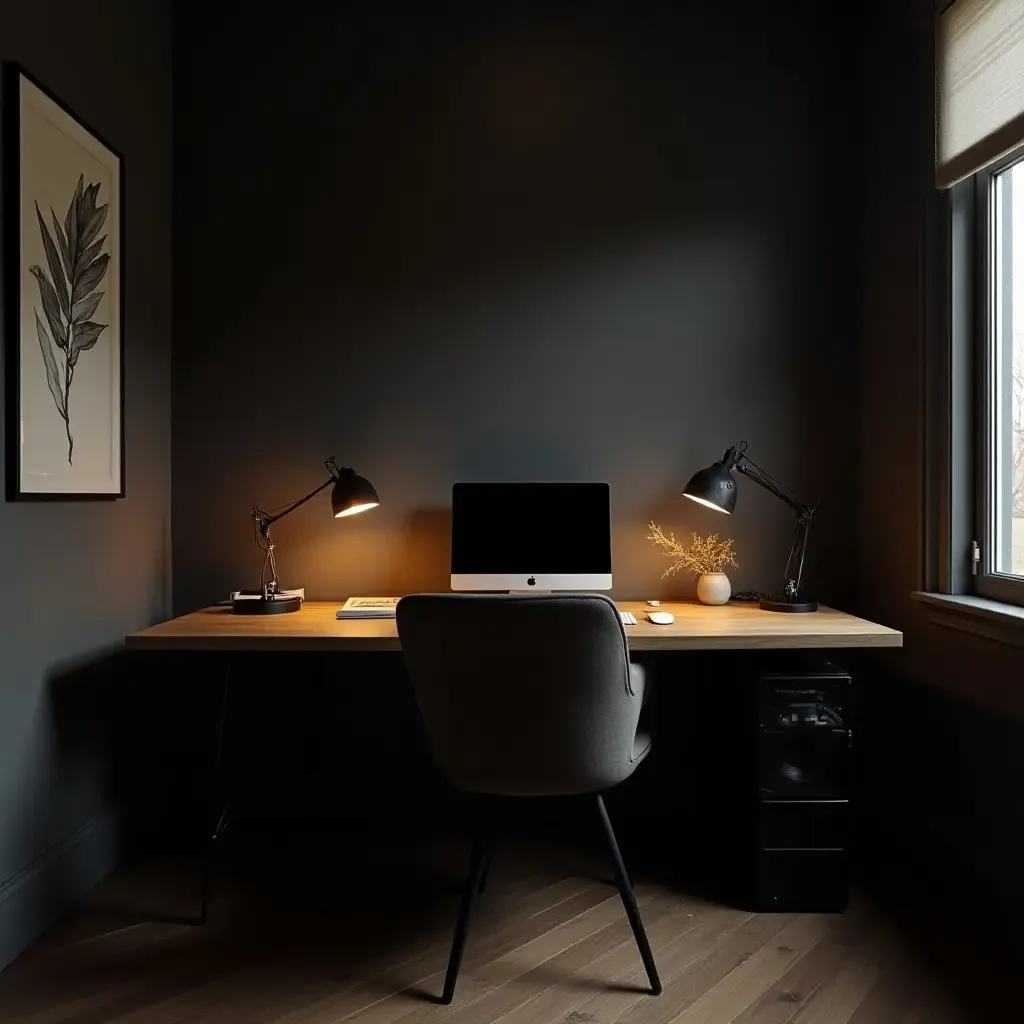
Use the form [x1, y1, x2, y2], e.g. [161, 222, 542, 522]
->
[683, 441, 818, 613]
[233, 457, 379, 614]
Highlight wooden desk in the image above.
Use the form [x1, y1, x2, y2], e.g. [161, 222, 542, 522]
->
[127, 600, 901, 653]
[126, 599, 899, 921]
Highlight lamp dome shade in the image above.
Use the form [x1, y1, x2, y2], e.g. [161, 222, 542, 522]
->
[332, 470, 379, 518]
[683, 460, 736, 513]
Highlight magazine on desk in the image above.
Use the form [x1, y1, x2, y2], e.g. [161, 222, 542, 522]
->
[337, 597, 400, 619]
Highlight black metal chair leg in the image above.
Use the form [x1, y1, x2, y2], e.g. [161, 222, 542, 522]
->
[442, 799, 495, 1004]
[198, 665, 230, 925]
[595, 793, 661, 995]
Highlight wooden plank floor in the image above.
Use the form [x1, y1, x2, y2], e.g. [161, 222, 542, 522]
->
[0, 836, 1003, 1023]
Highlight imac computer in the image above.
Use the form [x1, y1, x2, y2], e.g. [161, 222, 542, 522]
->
[450, 482, 612, 591]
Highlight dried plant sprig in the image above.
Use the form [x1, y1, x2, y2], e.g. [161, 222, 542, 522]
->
[648, 523, 738, 579]
[646, 523, 689, 577]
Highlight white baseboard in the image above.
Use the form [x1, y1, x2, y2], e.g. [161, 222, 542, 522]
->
[0, 810, 121, 972]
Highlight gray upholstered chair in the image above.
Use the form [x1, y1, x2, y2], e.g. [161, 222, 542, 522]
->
[397, 592, 660, 1004]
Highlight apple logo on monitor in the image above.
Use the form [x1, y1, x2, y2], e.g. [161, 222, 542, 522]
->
[527, 576, 536, 586]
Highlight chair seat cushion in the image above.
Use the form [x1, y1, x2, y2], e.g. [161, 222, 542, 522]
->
[631, 729, 652, 765]
[629, 662, 645, 696]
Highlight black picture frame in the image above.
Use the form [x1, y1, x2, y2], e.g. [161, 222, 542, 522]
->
[3, 62, 125, 500]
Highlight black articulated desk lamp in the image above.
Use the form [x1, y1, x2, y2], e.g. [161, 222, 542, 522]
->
[683, 441, 819, 613]
[233, 457, 379, 615]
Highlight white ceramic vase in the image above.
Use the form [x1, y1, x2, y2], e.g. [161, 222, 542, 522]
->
[696, 572, 731, 605]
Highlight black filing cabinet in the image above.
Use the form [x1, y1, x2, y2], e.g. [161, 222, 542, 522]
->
[755, 668, 850, 911]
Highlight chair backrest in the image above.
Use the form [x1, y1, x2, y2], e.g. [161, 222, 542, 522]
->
[396, 593, 643, 797]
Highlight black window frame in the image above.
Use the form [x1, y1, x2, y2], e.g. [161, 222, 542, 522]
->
[954, 145, 1024, 607]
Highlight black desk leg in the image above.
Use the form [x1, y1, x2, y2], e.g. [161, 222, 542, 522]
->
[198, 661, 231, 925]
[477, 844, 494, 895]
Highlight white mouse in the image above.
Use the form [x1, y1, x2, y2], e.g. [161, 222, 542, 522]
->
[646, 611, 675, 625]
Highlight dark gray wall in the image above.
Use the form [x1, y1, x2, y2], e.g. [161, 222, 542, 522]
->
[173, 5, 862, 612]
[0, 1, 172, 969]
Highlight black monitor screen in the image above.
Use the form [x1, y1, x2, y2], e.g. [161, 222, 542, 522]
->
[451, 482, 611, 574]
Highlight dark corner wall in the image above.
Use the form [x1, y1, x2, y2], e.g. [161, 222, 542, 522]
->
[0, 1, 172, 969]
[172, 2, 864, 613]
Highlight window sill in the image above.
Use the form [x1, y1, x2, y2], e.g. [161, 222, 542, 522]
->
[912, 591, 1024, 648]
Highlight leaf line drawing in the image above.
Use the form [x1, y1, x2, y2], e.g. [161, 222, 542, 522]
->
[28, 174, 109, 465]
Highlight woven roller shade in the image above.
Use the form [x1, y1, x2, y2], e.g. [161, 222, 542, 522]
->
[936, 0, 1024, 189]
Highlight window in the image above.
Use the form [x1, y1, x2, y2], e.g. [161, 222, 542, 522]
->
[936, 0, 1024, 606]
[989, 159, 1024, 578]
[977, 152, 1024, 604]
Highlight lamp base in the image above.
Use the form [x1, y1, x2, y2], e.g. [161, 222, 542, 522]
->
[232, 592, 302, 615]
[760, 597, 818, 614]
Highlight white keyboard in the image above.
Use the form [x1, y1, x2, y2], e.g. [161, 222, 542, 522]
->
[620, 611, 637, 626]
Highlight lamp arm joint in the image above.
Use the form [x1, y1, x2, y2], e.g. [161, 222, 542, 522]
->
[260, 469, 341, 530]
[734, 458, 804, 512]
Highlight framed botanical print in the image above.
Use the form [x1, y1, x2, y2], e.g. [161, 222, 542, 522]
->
[3, 63, 123, 499]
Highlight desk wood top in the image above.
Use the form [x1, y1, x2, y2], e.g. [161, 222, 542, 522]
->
[126, 600, 902, 653]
